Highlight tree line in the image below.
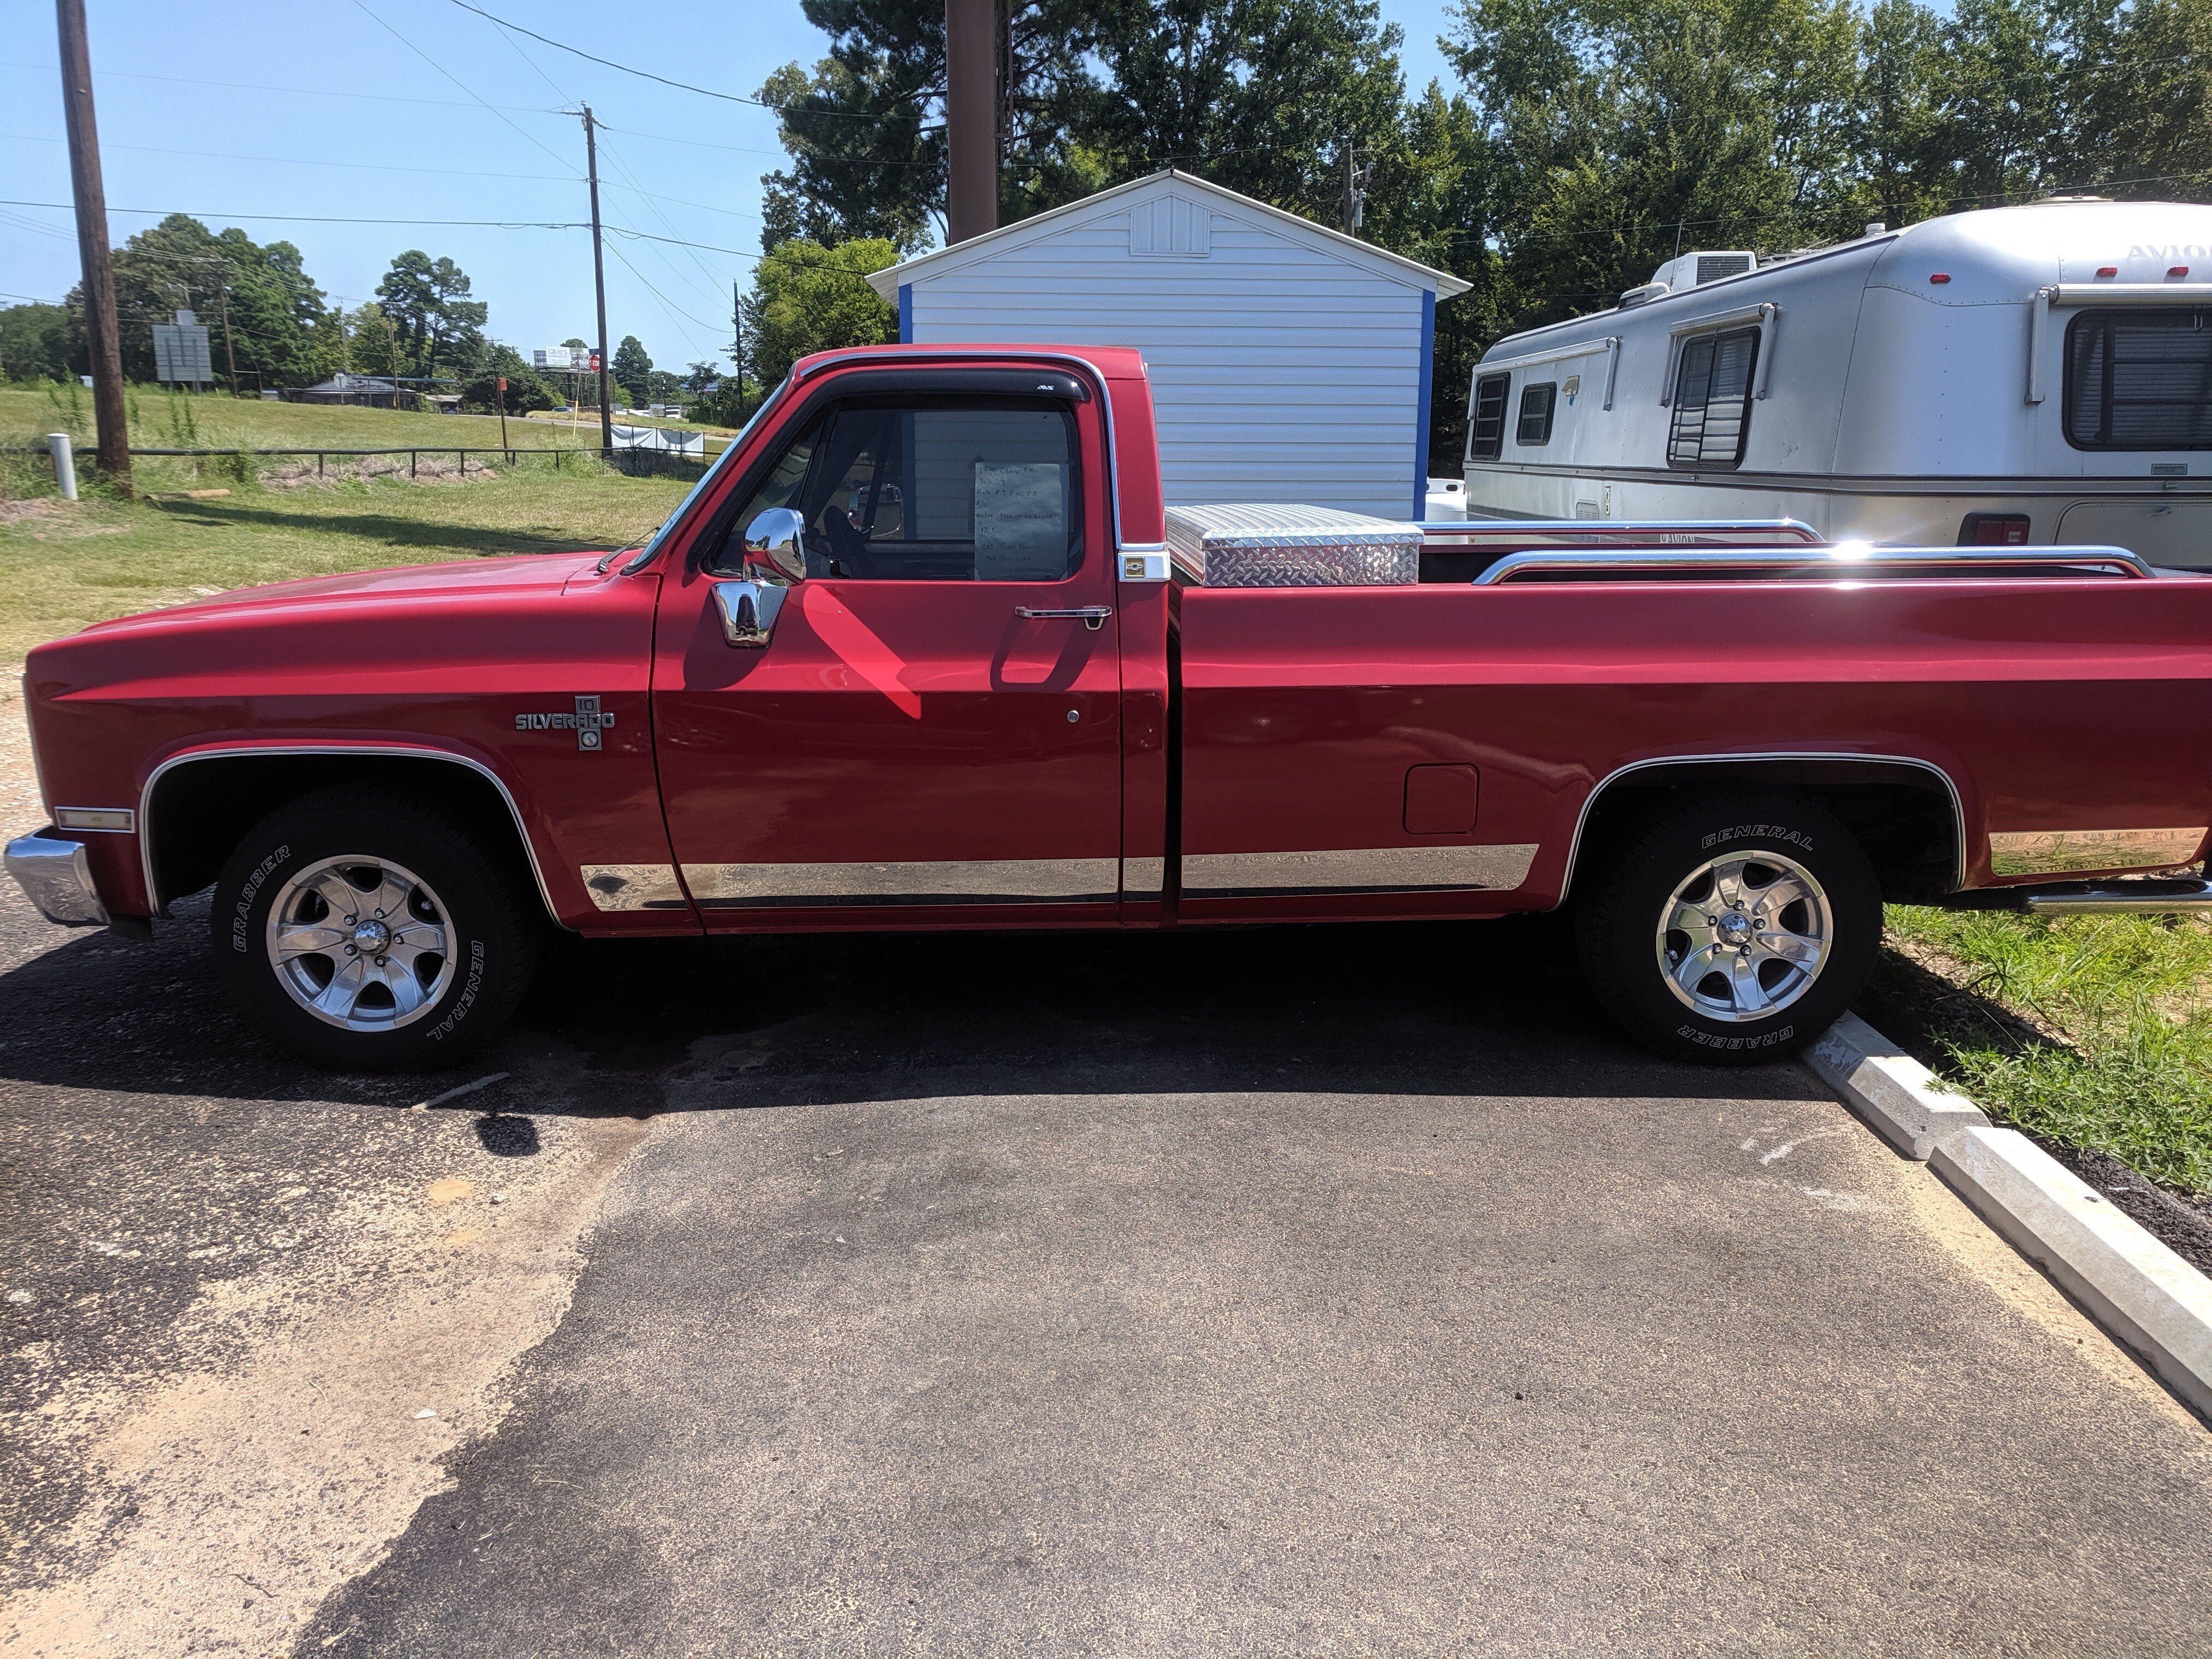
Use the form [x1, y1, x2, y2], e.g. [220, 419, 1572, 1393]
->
[0, 213, 686, 417]
[735, 0, 2212, 460]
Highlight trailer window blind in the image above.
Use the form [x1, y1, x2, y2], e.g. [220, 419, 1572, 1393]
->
[1468, 373, 1510, 460]
[1516, 382, 1556, 446]
[2064, 309, 2212, 450]
[1667, 326, 1759, 469]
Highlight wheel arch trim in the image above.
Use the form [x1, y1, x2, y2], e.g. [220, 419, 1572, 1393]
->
[1555, 750, 1968, 906]
[138, 743, 566, 926]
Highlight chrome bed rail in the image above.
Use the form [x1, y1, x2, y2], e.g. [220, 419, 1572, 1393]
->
[1469, 543, 2157, 585]
[1414, 517, 1822, 545]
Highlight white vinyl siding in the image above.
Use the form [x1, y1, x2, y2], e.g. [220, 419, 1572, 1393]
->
[903, 200, 1432, 519]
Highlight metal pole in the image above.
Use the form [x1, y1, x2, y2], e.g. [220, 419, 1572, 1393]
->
[55, 0, 130, 495]
[583, 105, 613, 456]
[945, 0, 997, 245]
[48, 432, 78, 500]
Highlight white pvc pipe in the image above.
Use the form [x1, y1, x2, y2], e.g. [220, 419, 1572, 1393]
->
[47, 432, 77, 501]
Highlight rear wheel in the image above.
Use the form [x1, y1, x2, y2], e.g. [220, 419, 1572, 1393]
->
[210, 789, 538, 1070]
[1576, 791, 1880, 1063]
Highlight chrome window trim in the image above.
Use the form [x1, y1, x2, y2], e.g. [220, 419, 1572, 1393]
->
[1471, 543, 2154, 584]
[790, 346, 1131, 550]
[1556, 750, 1969, 905]
[138, 744, 567, 926]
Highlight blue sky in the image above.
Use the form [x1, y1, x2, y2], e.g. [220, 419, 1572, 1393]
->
[2, 1, 1462, 375]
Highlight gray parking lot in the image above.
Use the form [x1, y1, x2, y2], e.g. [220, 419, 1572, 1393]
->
[3, 688, 2210, 1655]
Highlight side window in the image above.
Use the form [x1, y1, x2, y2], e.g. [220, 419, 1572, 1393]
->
[1468, 372, 1510, 461]
[2064, 308, 2212, 449]
[1515, 381, 1557, 446]
[715, 399, 1081, 581]
[1667, 327, 1758, 469]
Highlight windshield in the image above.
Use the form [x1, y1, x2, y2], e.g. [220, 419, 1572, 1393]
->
[620, 379, 793, 574]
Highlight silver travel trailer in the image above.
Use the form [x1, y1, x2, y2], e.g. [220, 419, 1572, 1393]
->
[1458, 200, 2212, 566]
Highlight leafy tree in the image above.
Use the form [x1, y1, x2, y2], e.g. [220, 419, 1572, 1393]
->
[374, 251, 487, 382]
[683, 359, 722, 394]
[460, 343, 554, 414]
[743, 238, 899, 386]
[0, 302, 78, 382]
[613, 334, 654, 404]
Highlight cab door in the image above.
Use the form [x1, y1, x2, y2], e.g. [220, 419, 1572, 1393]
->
[651, 372, 1125, 929]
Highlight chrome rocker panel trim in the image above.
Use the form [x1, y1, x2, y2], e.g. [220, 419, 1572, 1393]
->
[138, 744, 566, 927]
[683, 856, 1120, 908]
[5, 830, 110, 927]
[1180, 844, 1539, 900]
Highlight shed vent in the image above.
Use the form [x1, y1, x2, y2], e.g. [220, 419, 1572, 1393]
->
[1129, 192, 1211, 258]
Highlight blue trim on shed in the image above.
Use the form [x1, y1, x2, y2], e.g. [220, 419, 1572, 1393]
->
[1412, 288, 1435, 520]
[898, 283, 913, 344]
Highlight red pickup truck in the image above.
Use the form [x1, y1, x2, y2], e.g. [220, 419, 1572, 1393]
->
[12, 344, 2212, 1070]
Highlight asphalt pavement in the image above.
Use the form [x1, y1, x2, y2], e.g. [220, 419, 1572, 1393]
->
[2, 678, 2210, 1654]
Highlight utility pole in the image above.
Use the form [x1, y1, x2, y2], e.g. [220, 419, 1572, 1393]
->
[215, 281, 239, 397]
[55, 0, 129, 495]
[1339, 139, 1373, 236]
[945, 0, 997, 245]
[730, 277, 744, 414]
[580, 104, 614, 455]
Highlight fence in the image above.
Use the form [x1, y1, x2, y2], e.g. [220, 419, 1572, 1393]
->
[7, 441, 719, 484]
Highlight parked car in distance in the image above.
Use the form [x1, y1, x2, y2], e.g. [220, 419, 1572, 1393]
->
[12, 344, 2212, 1070]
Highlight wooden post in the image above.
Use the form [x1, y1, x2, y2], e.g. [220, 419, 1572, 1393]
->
[55, 0, 130, 494]
[582, 106, 614, 456]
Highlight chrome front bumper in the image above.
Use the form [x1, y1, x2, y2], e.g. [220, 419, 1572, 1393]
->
[4, 830, 111, 926]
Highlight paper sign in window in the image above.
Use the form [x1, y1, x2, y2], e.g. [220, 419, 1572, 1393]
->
[973, 461, 1068, 580]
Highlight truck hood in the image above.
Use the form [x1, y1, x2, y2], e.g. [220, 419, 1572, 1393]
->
[26, 550, 648, 701]
[81, 550, 611, 633]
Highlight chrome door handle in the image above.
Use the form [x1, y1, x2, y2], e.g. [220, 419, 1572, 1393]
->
[1016, 605, 1113, 631]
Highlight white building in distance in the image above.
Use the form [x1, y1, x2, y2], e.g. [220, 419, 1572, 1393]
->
[868, 170, 1468, 521]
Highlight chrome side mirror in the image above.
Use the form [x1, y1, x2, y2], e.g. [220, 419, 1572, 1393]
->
[714, 508, 807, 649]
[743, 507, 807, 584]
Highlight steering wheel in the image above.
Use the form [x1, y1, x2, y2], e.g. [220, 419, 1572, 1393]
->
[820, 505, 879, 579]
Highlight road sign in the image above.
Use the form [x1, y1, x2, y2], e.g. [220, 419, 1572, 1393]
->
[152, 309, 212, 385]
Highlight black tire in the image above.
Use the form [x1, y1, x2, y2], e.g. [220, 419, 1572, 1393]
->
[210, 788, 538, 1071]
[1575, 790, 1880, 1064]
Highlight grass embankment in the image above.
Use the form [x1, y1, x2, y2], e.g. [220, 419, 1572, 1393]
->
[1885, 905, 2212, 1196]
[0, 458, 691, 663]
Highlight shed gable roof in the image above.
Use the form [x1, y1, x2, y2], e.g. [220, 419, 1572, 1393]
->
[867, 170, 1470, 302]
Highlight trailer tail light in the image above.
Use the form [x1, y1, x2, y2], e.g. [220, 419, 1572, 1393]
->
[2173, 265, 2192, 278]
[1929, 272, 1951, 284]
[1959, 512, 2032, 546]
[2097, 266, 2119, 278]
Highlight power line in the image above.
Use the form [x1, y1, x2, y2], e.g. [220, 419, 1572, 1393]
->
[0, 197, 591, 229]
[445, 0, 928, 124]
[0, 131, 578, 185]
[351, 0, 575, 173]
[0, 59, 561, 114]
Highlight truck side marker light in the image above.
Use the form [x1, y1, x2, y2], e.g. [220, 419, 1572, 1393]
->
[798, 585, 921, 719]
[2097, 266, 2118, 278]
[2172, 266, 2192, 278]
[1928, 273, 1951, 284]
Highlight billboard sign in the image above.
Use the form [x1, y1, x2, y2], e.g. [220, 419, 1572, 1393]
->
[152, 311, 213, 385]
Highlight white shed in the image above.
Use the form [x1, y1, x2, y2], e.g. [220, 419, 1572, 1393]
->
[867, 170, 1468, 521]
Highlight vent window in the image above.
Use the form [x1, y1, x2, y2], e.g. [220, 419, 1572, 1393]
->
[1667, 327, 1760, 470]
[1516, 382, 1557, 446]
[1468, 373, 1510, 461]
[2064, 309, 2212, 450]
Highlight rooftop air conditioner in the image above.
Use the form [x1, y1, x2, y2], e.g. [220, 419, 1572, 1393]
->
[1647, 250, 1758, 292]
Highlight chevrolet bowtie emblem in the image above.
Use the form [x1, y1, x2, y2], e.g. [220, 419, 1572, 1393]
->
[514, 695, 615, 751]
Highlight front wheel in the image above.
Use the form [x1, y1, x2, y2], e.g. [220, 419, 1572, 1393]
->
[1575, 791, 1880, 1064]
[210, 789, 538, 1071]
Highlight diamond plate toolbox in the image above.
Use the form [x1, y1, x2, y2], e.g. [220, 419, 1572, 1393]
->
[1164, 503, 1424, 587]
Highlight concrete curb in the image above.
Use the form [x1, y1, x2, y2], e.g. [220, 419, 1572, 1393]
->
[1803, 1010, 1991, 1158]
[1804, 1015, 2212, 1422]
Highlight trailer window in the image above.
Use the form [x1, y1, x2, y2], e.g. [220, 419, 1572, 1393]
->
[2064, 309, 2212, 450]
[1667, 327, 1759, 469]
[1468, 373, 1510, 461]
[1516, 382, 1557, 446]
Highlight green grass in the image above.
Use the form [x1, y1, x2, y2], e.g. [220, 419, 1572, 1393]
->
[1887, 904, 2212, 1195]
[1, 381, 733, 460]
[0, 458, 691, 663]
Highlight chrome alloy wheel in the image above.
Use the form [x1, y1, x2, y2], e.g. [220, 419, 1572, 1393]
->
[1655, 851, 1833, 1023]
[264, 855, 455, 1031]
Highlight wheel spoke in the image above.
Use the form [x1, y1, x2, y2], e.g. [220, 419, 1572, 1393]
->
[381, 966, 428, 1016]
[1726, 952, 1773, 1014]
[1708, 863, 1748, 911]
[1756, 927, 1821, 966]
[273, 923, 348, 960]
[311, 956, 370, 1020]
[1672, 940, 1728, 997]
[1752, 873, 1812, 914]
[311, 870, 366, 921]
[363, 870, 416, 924]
